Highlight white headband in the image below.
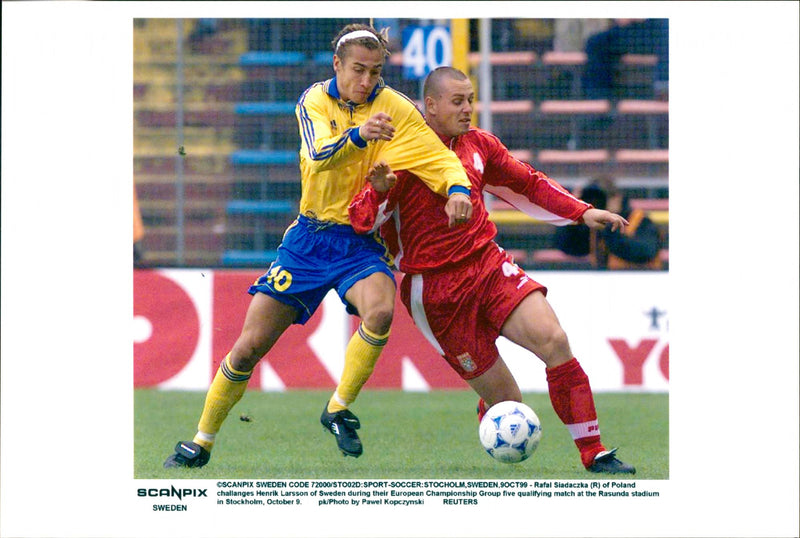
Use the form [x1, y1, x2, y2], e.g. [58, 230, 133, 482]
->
[336, 30, 379, 51]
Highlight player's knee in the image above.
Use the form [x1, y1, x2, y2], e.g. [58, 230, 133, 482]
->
[229, 351, 259, 372]
[551, 326, 570, 351]
[231, 334, 271, 370]
[361, 304, 393, 335]
[540, 326, 572, 364]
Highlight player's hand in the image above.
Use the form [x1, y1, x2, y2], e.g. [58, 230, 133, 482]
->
[445, 193, 473, 228]
[360, 113, 395, 142]
[582, 208, 629, 232]
[366, 160, 396, 192]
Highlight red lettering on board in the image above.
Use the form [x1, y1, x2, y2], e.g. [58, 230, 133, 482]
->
[212, 271, 336, 388]
[133, 270, 200, 386]
[659, 344, 669, 380]
[608, 338, 658, 385]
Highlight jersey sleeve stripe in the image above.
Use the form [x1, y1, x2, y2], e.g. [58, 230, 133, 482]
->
[485, 184, 576, 225]
[297, 99, 353, 161]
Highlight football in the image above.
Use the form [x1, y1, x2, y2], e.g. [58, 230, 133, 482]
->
[478, 400, 542, 463]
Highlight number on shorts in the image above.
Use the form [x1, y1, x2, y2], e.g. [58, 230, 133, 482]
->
[267, 265, 292, 292]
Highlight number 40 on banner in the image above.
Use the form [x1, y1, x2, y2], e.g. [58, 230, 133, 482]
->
[402, 25, 452, 79]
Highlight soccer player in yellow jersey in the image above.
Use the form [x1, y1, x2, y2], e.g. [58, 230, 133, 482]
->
[164, 23, 472, 467]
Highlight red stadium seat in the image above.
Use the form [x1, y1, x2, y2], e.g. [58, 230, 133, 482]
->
[508, 149, 532, 162]
[541, 51, 587, 65]
[537, 149, 610, 163]
[629, 198, 668, 211]
[617, 100, 668, 114]
[620, 54, 658, 66]
[615, 149, 668, 162]
[468, 51, 537, 65]
[539, 100, 612, 114]
[474, 100, 534, 114]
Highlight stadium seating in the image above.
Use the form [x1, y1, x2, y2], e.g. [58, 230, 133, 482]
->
[134, 19, 248, 266]
[222, 46, 668, 267]
[134, 19, 668, 268]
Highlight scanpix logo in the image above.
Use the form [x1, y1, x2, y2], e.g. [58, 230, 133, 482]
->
[137, 486, 208, 500]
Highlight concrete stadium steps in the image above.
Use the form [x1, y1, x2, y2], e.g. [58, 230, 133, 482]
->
[134, 103, 236, 129]
[133, 21, 250, 266]
[133, 60, 245, 85]
[134, 81, 242, 104]
[138, 198, 224, 223]
[142, 225, 226, 254]
[224, 216, 296, 253]
[487, 99, 668, 153]
[232, 112, 299, 152]
[229, 163, 300, 184]
[384, 50, 661, 101]
[136, 171, 232, 266]
[143, 249, 224, 267]
[229, 179, 301, 203]
[135, 178, 231, 204]
[134, 151, 231, 176]
[134, 126, 236, 154]
[133, 19, 248, 61]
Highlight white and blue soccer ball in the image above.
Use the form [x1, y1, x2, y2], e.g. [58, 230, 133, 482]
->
[479, 401, 542, 463]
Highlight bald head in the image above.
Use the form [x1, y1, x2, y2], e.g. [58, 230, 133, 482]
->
[423, 66, 469, 99]
[423, 66, 474, 138]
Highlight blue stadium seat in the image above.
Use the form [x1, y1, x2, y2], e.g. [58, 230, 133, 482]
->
[226, 200, 296, 215]
[230, 150, 298, 165]
[312, 52, 333, 64]
[221, 249, 280, 266]
[239, 51, 306, 66]
[234, 101, 296, 115]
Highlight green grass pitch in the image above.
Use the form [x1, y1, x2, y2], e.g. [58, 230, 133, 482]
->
[135, 389, 668, 480]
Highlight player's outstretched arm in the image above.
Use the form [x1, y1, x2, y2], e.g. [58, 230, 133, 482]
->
[581, 208, 629, 232]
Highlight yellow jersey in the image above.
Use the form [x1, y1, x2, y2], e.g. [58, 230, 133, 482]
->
[295, 77, 471, 224]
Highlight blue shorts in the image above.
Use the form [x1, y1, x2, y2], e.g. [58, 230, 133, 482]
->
[248, 215, 396, 324]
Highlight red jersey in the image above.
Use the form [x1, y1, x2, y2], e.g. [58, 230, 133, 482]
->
[348, 127, 591, 273]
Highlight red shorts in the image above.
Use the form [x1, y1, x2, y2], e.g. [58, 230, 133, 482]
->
[399, 242, 546, 380]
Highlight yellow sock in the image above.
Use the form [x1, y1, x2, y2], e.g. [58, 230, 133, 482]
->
[193, 353, 252, 451]
[327, 323, 389, 413]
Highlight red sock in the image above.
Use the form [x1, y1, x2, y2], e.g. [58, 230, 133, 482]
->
[477, 398, 488, 422]
[546, 358, 606, 468]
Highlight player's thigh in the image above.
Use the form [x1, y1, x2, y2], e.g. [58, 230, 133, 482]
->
[500, 290, 572, 367]
[231, 292, 299, 369]
[466, 358, 522, 407]
[343, 271, 396, 332]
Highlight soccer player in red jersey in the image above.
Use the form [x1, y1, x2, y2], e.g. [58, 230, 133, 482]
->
[349, 66, 635, 473]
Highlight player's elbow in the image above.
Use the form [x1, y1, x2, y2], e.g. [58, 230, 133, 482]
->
[305, 156, 333, 174]
[349, 219, 372, 235]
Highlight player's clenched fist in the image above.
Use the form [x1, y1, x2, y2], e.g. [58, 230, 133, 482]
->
[445, 193, 473, 228]
[361, 112, 395, 142]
